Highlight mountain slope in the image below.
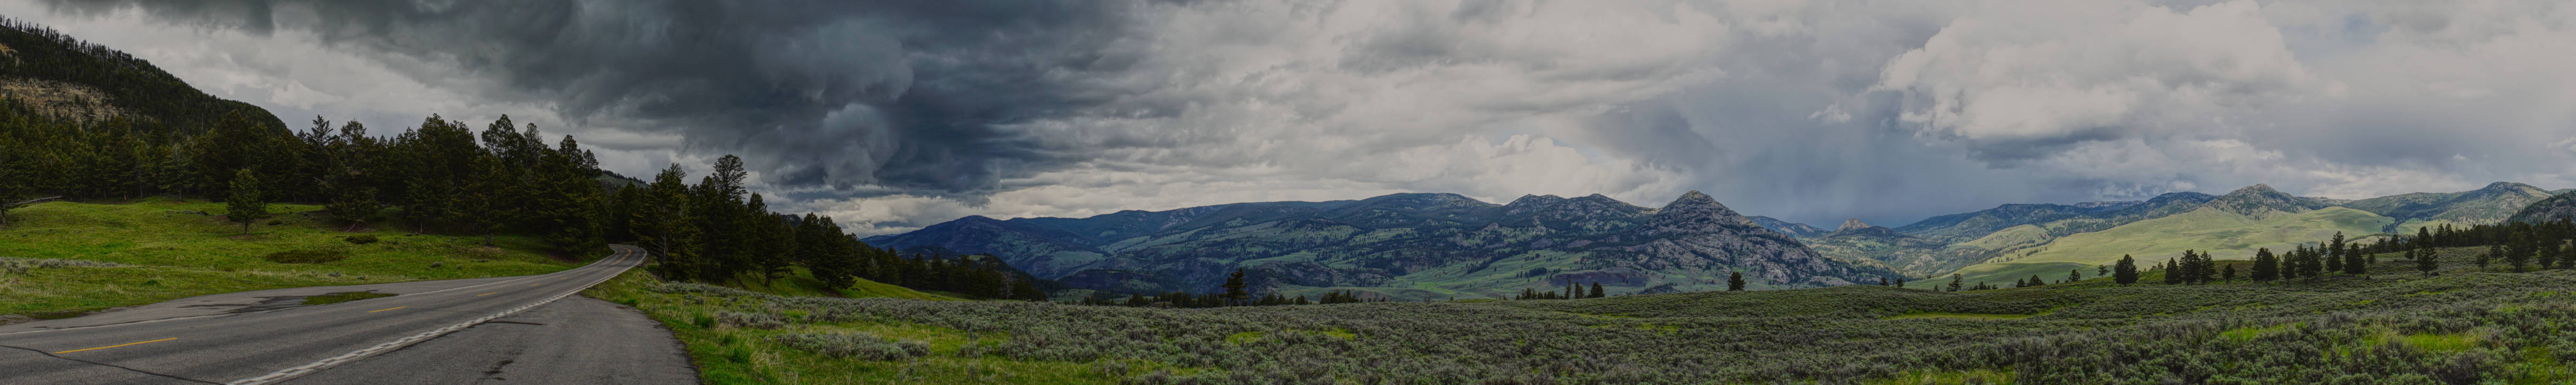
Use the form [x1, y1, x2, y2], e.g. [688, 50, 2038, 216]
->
[1747, 215, 1829, 238]
[0, 17, 284, 133]
[2345, 182, 2557, 231]
[868, 191, 1897, 299]
[2510, 191, 2576, 224]
[1915, 184, 2391, 289]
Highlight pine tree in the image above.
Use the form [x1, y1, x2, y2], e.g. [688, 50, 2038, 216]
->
[2507, 229, 2534, 272]
[1222, 268, 1249, 306]
[1946, 274, 1964, 292]
[224, 169, 269, 234]
[2251, 248, 2279, 282]
[1588, 282, 1604, 298]
[2325, 242, 2344, 273]
[2066, 269, 2082, 283]
[2343, 243, 2367, 276]
[1730, 271, 1749, 291]
[2113, 255, 2139, 285]
[2417, 245, 2439, 277]
[2221, 264, 2237, 283]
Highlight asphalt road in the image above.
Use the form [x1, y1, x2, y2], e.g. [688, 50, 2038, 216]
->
[0, 244, 695, 384]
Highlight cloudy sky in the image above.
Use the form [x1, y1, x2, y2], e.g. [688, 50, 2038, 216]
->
[7, 0, 2574, 234]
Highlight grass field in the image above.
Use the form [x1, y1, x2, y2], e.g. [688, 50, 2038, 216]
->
[0, 197, 583, 319]
[1926, 206, 2393, 287]
[608, 246, 2576, 384]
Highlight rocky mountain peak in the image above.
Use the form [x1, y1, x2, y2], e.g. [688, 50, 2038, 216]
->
[1837, 218, 1873, 232]
[1652, 190, 1758, 228]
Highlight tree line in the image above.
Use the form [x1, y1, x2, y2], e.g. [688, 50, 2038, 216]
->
[0, 101, 1047, 300]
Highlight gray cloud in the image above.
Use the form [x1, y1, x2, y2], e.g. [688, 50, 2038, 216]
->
[16, 0, 2576, 233]
[42, 0, 1137, 196]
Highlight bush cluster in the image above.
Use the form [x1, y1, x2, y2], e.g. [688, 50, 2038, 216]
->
[768, 331, 929, 361]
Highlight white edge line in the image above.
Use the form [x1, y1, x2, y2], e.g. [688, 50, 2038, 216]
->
[0, 247, 634, 337]
[225, 245, 642, 385]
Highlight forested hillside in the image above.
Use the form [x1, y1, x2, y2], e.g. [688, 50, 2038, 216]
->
[0, 17, 281, 133]
[0, 17, 1042, 305]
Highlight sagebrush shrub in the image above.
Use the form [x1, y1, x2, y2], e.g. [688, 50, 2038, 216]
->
[768, 332, 929, 360]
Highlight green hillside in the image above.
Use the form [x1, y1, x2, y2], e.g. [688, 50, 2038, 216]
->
[0, 198, 580, 319]
[1923, 206, 2391, 288]
[604, 247, 2576, 384]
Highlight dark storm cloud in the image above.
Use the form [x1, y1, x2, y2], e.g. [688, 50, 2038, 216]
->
[48, 0, 1139, 195]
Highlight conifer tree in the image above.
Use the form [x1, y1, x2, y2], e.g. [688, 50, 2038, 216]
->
[2417, 245, 2440, 277]
[1730, 272, 1749, 291]
[2343, 243, 2367, 275]
[2113, 255, 2138, 285]
[2251, 248, 2279, 281]
[1945, 273, 1962, 292]
[2507, 229, 2533, 272]
[2066, 269, 2082, 283]
[2325, 242, 2344, 273]
[224, 168, 268, 234]
[2222, 264, 2237, 283]
[1222, 268, 1249, 306]
[1589, 282, 1604, 298]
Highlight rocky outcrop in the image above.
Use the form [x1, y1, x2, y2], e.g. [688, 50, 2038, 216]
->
[1747, 215, 1830, 238]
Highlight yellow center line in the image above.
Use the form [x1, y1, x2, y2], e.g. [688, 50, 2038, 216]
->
[367, 306, 407, 313]
[54, 337, 178, 354]
[477, 292, 497, 296]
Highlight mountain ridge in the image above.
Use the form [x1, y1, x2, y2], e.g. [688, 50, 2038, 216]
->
[867, 191, 1896, 299]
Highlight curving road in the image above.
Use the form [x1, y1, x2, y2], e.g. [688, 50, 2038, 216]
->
[0, 244, 693, 384]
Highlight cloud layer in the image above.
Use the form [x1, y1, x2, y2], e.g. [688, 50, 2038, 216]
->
[10, 0, 2576, 234]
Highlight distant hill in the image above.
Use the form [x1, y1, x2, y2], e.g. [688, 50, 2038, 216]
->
[2345, 182, 2556, 231]
[1915, 184, 2390, 289]
[0, 17, 283, 133]
[866, 191, 1899, 300]
[1896, 192, 2214, 244]
[1746, 215, 1829, 238]
[1799, 219, 1974, 276]
[2509, 191, 2576, 225]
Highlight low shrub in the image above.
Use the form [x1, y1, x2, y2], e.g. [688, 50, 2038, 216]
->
[264, 249, 350, 264]
[343, 234, 380, 244]
[715, 311, 785, 329]
[768, 332, 929, 360]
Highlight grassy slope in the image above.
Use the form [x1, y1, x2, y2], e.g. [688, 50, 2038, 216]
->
[602, 248, 2576, 384]
[1926, 206, 2390, 287]
[0, 198, 578, 318]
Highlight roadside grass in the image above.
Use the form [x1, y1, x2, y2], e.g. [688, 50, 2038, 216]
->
[0, 197, 580, 318]
[583, 270, 1106, 384]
